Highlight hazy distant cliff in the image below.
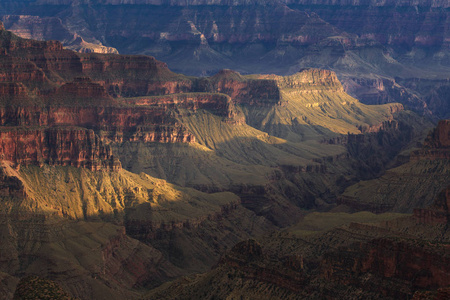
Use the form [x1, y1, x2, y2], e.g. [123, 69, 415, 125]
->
[2, 0, 448, 118]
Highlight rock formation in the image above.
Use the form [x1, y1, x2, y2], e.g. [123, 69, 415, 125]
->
[146, 187, 450, 299]
[411, 119, 450, 160]
[0, 127, 120, 171]
[0, 24, 439, 299]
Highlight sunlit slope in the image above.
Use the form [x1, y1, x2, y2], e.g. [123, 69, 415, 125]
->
[247, 70, 402, 142]
[115, 110, 345, 189]
[1, 162, 238, 222]
[0, 162, 266, 298]
[114, 70, 404, 205]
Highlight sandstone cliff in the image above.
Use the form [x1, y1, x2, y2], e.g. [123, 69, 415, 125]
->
[0, 127, 120, 171]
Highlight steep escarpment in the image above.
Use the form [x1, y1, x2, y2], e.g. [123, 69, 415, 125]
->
[0, 127, 120, 171]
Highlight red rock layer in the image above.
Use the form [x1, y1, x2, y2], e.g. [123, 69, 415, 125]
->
[55, 77, 112, 100]
[208, 70, 280, 106]
[0, 127, 120, 171]
[127, 92, 236, 118]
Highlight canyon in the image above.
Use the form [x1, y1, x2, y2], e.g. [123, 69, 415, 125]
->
[0, 0, 448, 120]
[0, 13, 447, 300]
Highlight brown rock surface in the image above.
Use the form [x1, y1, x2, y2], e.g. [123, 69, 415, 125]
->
[0, 127, 120, 171]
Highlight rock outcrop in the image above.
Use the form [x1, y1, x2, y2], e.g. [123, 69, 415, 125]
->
[206, 70, 281, 106]
[0, 127, 120, 171]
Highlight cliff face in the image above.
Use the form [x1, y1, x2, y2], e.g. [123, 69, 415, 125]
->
[342, 77, 431, 116]
[207, 70, 281, 106]
[0, 100, 197, 168]
[0, 127, 120, 171]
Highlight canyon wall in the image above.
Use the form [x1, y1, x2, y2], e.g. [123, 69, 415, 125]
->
[0, 127, 120, 171]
